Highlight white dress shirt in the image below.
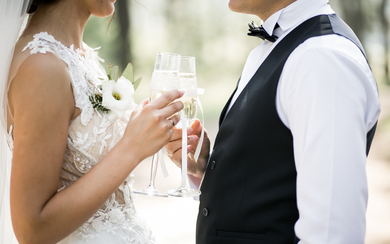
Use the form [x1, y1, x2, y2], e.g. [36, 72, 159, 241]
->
[225, 0, 381, 243]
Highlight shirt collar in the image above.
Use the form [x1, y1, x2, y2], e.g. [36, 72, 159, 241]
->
[262, 0, 330, 36]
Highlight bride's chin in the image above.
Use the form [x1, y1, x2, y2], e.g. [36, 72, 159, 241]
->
[92, 6, 115, 18]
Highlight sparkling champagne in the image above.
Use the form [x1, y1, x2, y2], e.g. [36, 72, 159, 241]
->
[181, 96, 197, 127]
[179, 73, 198, 127]
[149, 70, 179, 102]
[150, 71, 179, 92]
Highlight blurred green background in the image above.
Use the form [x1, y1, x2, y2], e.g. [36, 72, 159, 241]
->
[84, 0, 390, 243]
[83, 0, 390, 121]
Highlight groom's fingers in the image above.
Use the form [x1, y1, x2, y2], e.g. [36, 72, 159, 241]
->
[170, 127, 182, 141]
[191, 119, 202, 136]
[169, 127, 194, 142]
[167, 147, 182, 168]
[166, 137, 182, 156]
[168, 146, 193, 165]
[166, 136, 197, 156]
[166, 128, 197, 155]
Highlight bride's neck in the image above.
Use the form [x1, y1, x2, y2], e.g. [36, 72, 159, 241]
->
[23, 1, 90, 51]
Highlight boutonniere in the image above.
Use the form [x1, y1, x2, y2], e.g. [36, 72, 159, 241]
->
[89, 63, 142, 122]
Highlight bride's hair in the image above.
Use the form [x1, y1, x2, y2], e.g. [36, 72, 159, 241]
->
[27, 0, 61, 14]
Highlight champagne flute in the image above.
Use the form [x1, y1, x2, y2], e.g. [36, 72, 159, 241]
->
[167, 56, 201, 197]
[134, 52, 181, 197]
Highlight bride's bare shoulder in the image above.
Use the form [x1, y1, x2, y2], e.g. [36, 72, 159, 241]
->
[10, 35, 70, 83]
[9, 51, 71, 96]
[8, 35, 74, 118]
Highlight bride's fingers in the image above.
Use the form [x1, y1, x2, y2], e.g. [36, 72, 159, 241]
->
[132, 99, 148, 115]
[159, 100, 183, 118]
[149, 90, 184, 109]
[139, 98, 148, 108]
[168, 113, 181, 127]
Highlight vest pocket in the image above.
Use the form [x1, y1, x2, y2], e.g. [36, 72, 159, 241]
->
[216, 230, 265, 240]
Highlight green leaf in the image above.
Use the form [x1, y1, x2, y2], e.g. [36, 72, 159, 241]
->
[122, 63, 134, 83]
[107, 65, 112, 80]
[111, 66, 119, 81]
[133, 77, 142, 91]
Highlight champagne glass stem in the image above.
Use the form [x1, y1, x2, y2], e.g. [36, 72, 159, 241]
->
[167, 112, 200, 197]
[180, 111, 188, 188]
[149, 152, 159, 187]
[133, 149, 167, 197]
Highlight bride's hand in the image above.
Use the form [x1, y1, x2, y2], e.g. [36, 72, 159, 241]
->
[122, 90, 184, 162]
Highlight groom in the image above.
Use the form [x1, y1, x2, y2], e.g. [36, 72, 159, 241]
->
[166, 0, 381, 243]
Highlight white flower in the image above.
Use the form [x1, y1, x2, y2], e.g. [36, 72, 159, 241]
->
[102, 76, 137, 123]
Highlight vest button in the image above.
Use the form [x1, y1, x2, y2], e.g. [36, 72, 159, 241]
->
[210, 160, 216, 170]
[203, 208, 209, 216]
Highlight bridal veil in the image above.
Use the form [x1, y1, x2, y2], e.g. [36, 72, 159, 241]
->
[0, 0, 30, 243]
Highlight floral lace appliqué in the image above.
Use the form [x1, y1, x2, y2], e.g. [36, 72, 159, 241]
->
[72, 174, 155, 244]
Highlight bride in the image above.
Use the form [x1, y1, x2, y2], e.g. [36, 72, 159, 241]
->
[0, 0, 184, 243]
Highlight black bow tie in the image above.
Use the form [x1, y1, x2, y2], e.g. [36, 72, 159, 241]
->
[247, 21, 279, 42]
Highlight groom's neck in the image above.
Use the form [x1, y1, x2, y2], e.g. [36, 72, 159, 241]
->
[228, 0, 296, 21]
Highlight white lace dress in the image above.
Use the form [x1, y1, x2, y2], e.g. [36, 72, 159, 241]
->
[15, 32, 155, 244]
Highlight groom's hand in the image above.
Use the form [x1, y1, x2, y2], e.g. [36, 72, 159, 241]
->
[165, 119, 210, 181]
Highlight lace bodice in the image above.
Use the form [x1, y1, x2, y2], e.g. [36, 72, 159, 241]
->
[21, 32, 154, 243]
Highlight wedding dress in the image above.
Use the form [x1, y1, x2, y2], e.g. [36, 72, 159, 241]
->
[6, 32, 156, 244]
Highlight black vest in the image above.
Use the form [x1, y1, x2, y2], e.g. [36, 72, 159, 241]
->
[196, 14, 377, 244]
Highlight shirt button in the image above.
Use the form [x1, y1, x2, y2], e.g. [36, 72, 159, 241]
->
[210, 160, 216, 170]
[203, 208, 209, 216]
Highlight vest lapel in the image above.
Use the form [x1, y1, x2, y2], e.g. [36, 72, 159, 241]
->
[218, 81, 239, 127]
